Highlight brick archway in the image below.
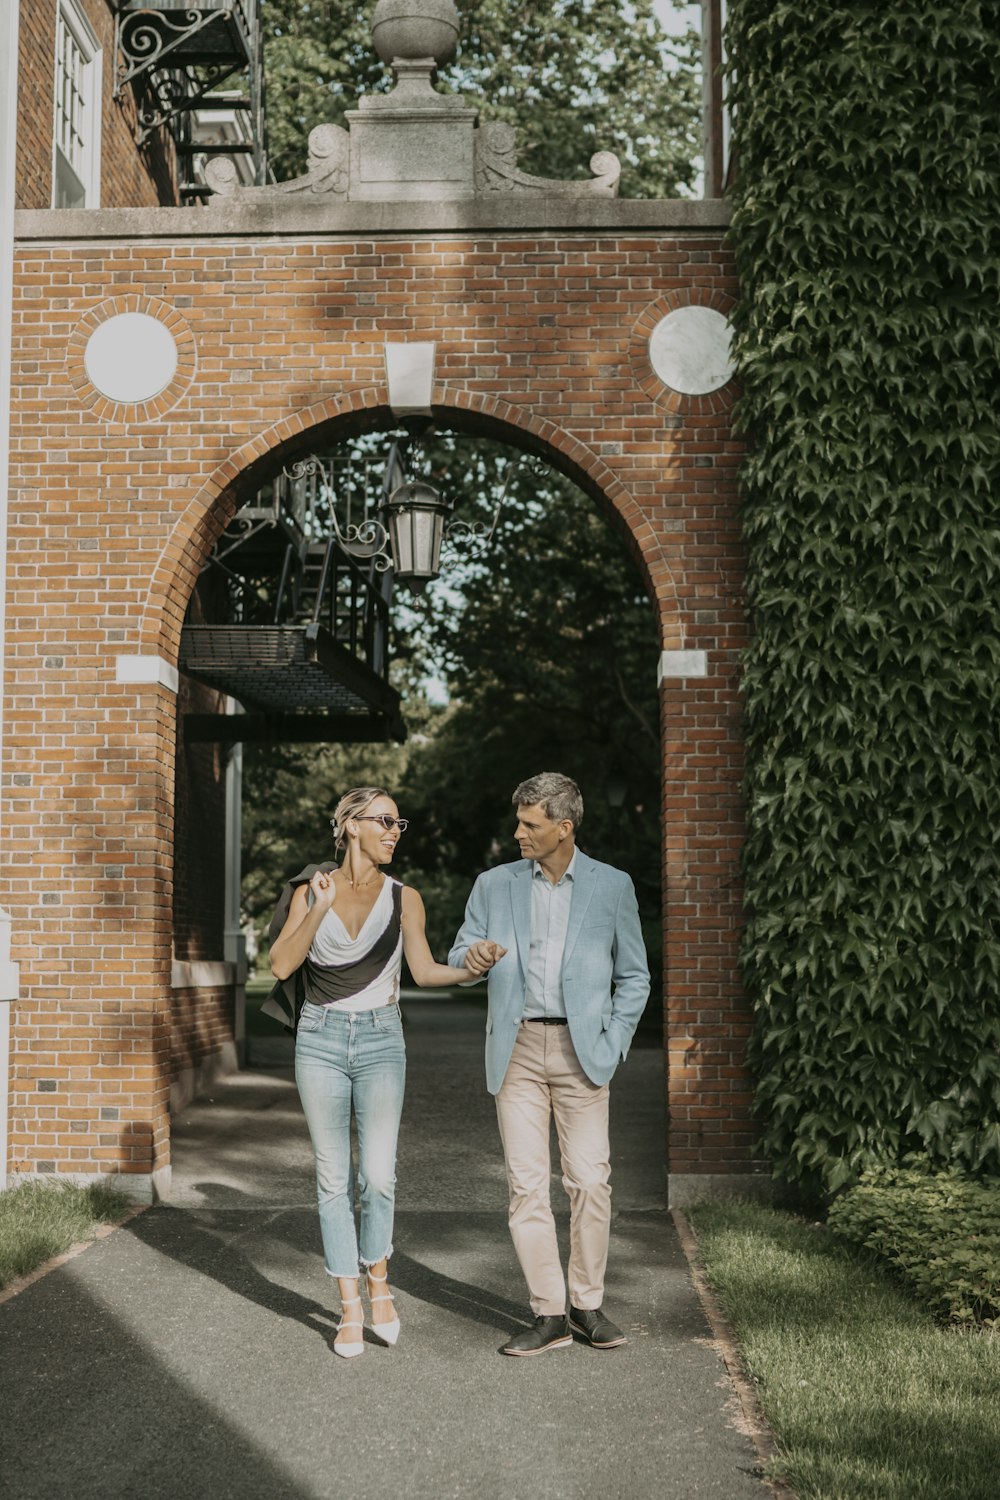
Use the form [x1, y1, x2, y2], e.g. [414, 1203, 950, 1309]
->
[139, 389, 687, 663]
[148, 392, 749, 1205]
[6, 208, 755, 1202]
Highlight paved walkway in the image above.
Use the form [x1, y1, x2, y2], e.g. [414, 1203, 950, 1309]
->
[0, 997, 767, 1500]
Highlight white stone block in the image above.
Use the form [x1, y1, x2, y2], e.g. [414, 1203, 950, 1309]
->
[170, 958, 235, 990]
[115, 654, 179, 693]
[84, 313, 178, 403]
[0, 908, 19, 1002]
[351, 119, 474, 200]
[384, 340, 436, 414]
[649, 305, 734, 395]
[658, 649, 708, 683]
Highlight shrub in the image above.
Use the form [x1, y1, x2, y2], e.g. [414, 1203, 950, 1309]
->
[827, 1163, 1000, 1327]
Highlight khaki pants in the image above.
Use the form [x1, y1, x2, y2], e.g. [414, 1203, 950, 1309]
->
[495, 1020, 611, 1316]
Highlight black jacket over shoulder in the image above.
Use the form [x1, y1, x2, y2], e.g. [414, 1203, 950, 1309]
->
[261, 862, 337, 1033]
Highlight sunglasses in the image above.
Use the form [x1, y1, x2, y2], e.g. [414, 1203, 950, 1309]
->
[355, 814, 409, 833]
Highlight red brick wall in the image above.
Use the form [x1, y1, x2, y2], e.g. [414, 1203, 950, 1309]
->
[3, 227, 752, 1189]
[7, 999, 165, 1179]
[170, 987, 234, 1089]
[15, 0, 176, 211]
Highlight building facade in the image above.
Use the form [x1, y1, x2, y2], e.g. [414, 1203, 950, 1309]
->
[1, 4, 756, 1204]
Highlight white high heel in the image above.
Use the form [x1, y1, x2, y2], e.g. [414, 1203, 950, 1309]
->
[333, 1294, 365, 1359]
[366, 1270, 401, 1345]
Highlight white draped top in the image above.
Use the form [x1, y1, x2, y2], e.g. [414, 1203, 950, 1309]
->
[303, 876, 404, 1012]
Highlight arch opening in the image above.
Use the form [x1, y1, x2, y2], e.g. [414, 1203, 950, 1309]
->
[142, 396, 683, 664]
[166, 407, 668, 1198]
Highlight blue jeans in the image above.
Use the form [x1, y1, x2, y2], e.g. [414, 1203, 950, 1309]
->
[294, 1000, 406, 1279]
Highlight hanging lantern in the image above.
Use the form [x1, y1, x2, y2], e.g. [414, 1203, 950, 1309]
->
[282, 437, 518, 594]
[384, 479, 453, 593]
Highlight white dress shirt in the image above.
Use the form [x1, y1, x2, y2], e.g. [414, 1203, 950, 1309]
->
[522, 851, 577, 1019]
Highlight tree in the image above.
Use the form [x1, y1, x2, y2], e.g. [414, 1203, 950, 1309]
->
[398, 438, 662, 896]
[261, 0, 701, 197]
[259, 4, 383, 182]
[447, 0, 701, 198]
[241, 434, 664, 1006]
[247, 1, 686, 1004]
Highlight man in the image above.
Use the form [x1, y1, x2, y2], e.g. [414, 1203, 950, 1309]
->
[450, 772, 650, 1356]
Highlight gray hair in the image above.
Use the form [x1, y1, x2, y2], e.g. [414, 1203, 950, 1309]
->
[512, 772, 583, 831]
[329, 786, 392, 851]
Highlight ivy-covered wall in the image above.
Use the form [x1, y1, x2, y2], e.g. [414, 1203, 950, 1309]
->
[727, 2, 1000, 1192]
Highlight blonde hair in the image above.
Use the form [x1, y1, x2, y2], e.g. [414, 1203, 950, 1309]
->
[329, 786, 393, 851]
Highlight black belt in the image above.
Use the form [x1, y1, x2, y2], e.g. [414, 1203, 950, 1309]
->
[524, 1016, 568, 1025]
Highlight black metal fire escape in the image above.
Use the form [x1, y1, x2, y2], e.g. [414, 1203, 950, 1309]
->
[181, 451, 406, 745]
[114, 0, 267, 200]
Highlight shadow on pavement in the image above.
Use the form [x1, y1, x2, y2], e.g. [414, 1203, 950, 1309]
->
[389, 1243, 528, 1334]
[0, 995, 769, 1500]
[0, 1271, 316, 1500]
[124, 1200, 335, 1341]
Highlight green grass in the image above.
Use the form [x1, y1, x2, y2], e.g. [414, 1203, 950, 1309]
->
[687, 1202, 1000, 1500]
[0, 1178, 131, 1291]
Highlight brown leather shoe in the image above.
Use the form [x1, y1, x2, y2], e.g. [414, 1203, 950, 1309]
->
[500, 1314, 573, 1356]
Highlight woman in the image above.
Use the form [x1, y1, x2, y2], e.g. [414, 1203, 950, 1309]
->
[269, 785, 502, 1359]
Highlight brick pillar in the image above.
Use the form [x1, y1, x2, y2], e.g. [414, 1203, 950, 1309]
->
[661, 650, 768, 1205]
[4, 654, 177, 1199]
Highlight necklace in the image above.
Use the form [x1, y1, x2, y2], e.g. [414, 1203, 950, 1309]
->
[342, 869, 379, 891]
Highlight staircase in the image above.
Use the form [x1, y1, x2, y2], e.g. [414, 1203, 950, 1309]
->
[179, 451, 405, 744]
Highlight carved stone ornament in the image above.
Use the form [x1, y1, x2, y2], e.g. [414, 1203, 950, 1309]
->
[371, 0, 460, 67]
[474, 122, 620, 198]
[206, 0, 620, 204]
[206, 123, 350, 201]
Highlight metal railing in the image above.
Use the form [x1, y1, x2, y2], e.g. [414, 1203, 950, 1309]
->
[200, 451, 395, 682]
[114, 0, 267, 188]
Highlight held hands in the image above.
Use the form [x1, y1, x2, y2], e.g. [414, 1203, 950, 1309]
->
[464, 939, 507, 977]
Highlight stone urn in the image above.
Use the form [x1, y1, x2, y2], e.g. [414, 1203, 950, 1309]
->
[371, 0, 460, 65]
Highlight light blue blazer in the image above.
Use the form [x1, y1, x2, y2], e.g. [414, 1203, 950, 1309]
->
[449, 849, 650, 1094]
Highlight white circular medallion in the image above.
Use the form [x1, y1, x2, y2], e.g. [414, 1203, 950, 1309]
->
[648, 306, 734, 395]
[84, 313, 179, 403]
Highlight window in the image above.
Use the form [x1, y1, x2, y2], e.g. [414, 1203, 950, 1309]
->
[53, 0, 101, 209]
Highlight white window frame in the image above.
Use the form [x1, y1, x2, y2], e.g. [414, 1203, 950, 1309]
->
[52, 0, 102, 209]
